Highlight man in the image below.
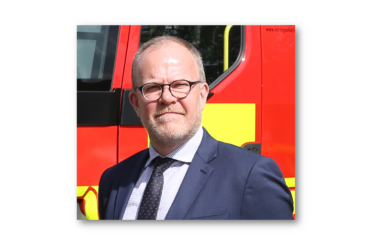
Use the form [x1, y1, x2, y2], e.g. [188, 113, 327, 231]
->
[98, 36, 294, 220]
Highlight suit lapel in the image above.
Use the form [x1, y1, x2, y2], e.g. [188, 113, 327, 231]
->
[165, 128, 218, 220]
[113, 150, 149, 219]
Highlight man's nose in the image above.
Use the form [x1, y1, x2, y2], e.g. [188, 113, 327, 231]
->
[159, 84, 177, 104]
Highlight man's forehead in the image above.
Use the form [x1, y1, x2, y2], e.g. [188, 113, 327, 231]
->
[142, 42, 191, 58]
[134, 41, 199, 85]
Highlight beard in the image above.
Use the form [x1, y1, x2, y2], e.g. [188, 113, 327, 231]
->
[142, 106, 202, 147]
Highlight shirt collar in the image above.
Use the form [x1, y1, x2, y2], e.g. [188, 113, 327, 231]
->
[145, 125, 203, 168]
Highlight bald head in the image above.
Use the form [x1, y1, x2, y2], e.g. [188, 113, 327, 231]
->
[132, 36, 206, 89]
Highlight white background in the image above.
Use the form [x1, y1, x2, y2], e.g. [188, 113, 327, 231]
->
[1, 0, 364, 244]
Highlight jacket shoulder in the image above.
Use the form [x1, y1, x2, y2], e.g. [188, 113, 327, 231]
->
[214, 141, 293, 219]
[216, 141, 265, 164]
[98, 148, 149, 219]
[101, 148, 149, 179]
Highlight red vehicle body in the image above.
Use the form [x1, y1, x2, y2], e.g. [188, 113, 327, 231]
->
[77, 25, 295, 220]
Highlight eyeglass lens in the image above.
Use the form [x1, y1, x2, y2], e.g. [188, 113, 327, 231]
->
[142, 80, 191, 100]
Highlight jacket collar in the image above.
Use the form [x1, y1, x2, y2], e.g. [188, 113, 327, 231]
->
[165, 128, 218, 219]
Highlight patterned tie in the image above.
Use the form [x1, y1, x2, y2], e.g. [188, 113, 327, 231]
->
[137, 157, 174, 220]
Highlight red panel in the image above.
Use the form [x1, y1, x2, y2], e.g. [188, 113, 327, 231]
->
[209, 26, 262, 142]
[209, 26, 261, 103]
[122, 25, 141, 90]
[260, 25, 295, 178]
[117, 26, 146, 162]
[118, 126, 148, 162]
[78, 26, 131, 187]
[112, 26, 130, 89]
[77, 126, 118, 186]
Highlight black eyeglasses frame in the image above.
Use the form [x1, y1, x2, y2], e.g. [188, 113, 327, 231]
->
[136, 79, 201, 101]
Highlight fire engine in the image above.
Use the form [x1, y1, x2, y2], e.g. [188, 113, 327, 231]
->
[77, 25, 295, 220]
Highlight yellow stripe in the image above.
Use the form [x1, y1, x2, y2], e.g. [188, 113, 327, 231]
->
[224, 25, 233, 71]
[77, 186, 89, 197]
[202, 103, 256, 146]
[284, 178, 295, 215]
[285, 177, 295, 188]
[291, 190, 295, 214]
[91, 186, 99, 193]
[77, 186, 100, 220]
[84, 187, 99, 220]
[148, 103, 256, 148]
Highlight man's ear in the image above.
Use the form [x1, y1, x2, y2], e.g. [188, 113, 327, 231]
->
[129, 90, 141, 117]
[199, 82, 209, 110]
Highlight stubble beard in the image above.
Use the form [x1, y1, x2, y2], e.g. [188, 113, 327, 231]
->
[142, 109, 202, 148]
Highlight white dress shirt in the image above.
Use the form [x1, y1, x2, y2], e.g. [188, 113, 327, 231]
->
[122, 126, 203, 220]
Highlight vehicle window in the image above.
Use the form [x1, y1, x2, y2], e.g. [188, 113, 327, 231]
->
[139, 25, 242, 85]
[77, 25, 119, 91]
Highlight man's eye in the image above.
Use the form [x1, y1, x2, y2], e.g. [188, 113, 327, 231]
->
[173, 83, 188, 88]
[145, 85, 160, 93]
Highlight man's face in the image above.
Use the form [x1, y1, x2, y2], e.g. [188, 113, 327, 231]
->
[129, 43, 209, 146]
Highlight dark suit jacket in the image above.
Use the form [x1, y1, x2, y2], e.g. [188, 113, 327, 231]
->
[98, 128, 294, 220]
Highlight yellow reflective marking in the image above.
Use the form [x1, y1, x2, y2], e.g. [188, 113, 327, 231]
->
[291, 190, 295, 214]
[77, 186, 88, 197]
[77, 186, 99, 220]
[284, 178, 295, 215]
[224, 25, 234, 71]
[91, 186, 99, 193]
[285, 177, 295, 188]
[148, 103, 255, 147]
[84, 188, 99, 220]
[202, 103, 256, 146]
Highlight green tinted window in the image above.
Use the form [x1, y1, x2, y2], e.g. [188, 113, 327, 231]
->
[140, 25, 242, 85]
[77, 25, 119, 91]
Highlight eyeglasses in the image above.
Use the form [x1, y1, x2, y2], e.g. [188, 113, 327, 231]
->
[136, 79, 201, 101]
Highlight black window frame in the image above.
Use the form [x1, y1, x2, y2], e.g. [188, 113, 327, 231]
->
[209, 26, 245, 91]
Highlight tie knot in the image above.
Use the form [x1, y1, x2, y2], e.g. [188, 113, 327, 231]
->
[152, 156, 174, 174]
